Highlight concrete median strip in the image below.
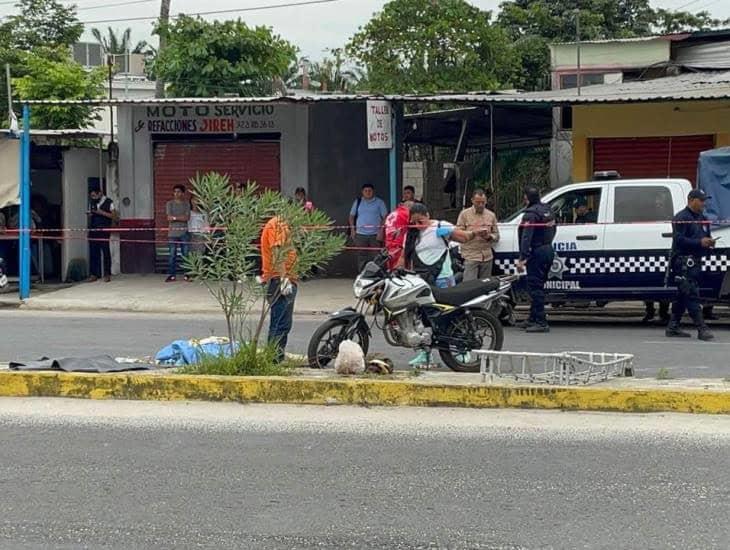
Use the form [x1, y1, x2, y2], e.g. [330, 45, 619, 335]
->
[0, 370, 728, 414]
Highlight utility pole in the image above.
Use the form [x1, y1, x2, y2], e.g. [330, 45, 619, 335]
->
[5, 64, 13, 126]
[576, 9, 582, 97]
[155, 0, 171, 98]
[107, 55, 115, 145]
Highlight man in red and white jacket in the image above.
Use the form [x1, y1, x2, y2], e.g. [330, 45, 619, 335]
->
[384, 200, 414, 271]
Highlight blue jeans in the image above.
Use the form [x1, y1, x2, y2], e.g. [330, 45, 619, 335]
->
[267, 278, 298, 361]
[168, 233, 190, 276]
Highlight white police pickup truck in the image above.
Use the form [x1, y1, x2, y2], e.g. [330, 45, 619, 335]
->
[492, 176, 730, 306]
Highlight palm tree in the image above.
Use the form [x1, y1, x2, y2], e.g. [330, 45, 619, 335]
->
[310, 49, 362, 93]
[91, 27, 150, 55]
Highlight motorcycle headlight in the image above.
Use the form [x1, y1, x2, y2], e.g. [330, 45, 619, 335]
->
[354, 276, 373, 299]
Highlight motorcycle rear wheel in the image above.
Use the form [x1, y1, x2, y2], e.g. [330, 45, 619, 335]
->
[307, 318, 371, 369]
[438, 309, 503, 373]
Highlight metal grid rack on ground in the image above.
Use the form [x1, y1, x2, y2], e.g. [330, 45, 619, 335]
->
[474, 350, 635, 385]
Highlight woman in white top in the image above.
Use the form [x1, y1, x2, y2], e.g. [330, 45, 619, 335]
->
[404, 202, 488, 289]
[403, 203, 489, 367]
[188, 197, 209, 254]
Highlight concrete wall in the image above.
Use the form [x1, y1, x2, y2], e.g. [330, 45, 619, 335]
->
[307, 101, 395, 276]
[62, 148, 108, 280]
[571, 100, 730, 181]
[403, 161, 425, 200]
[550, 39, 670, 71]
[117, 102, 310, 222]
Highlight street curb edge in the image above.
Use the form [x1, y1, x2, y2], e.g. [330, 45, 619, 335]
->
[0, 371, 728, 414]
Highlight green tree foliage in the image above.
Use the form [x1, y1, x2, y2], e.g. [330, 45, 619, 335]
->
[1, 0, 83, 50]
[497, 0, 724, 42]
[0, 0, 103, 129]
[13, 53, 105, 129]
[151, 16, 297, 97]
[346, 0, 517, 94]
[496, 0, 727, 91]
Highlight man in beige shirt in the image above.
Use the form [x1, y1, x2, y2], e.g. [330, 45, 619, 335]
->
[456, 189, 500, 281]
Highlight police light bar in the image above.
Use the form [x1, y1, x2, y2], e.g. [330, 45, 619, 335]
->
[593, 170, 621, 181]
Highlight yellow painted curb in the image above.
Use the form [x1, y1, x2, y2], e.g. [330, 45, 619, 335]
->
[0, 371, 728, 414]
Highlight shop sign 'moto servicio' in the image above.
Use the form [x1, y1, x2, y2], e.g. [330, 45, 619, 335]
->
[135, 104, 281, 134]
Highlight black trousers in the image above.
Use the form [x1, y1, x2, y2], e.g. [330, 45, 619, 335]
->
[89, 233, 111, 278]
[526, 245, 554, 326]
[669, 260, 704, 329]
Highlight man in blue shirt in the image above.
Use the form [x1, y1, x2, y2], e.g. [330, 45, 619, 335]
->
[349, 184, 388, 272]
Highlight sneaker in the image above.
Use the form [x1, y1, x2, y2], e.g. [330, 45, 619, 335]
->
[87, 276, 98, 283]
[665, 327, 691, 338]
[525, 324, 550, 333]
[103, 276, 111, 283]
[184, 275, 191, 282]
[165, 275, 177, 283]
[515, 320, 533, 329]
[698, 329, 715, 342]
[408, 350, 431, 368]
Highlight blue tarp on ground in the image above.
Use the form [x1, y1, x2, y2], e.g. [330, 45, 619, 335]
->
[698, 147, 730, 225]
[155, 339, 235, 366]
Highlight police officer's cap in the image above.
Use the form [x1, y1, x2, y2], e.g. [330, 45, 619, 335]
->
[688, 189, 711, 201]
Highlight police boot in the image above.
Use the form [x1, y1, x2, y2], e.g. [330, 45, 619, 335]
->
[689, 312, 715, 342]
[665, 322, 691, 339]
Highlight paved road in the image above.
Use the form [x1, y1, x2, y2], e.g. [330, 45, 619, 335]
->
[1, 310, 728, 378]
[0, 399, 728, 549]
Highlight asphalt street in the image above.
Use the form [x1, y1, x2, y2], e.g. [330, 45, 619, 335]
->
[1, 310, 728, 377]
[0, 399, 728, 549]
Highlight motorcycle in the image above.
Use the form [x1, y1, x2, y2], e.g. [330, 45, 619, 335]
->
[0, 258, 7, 289]
[307, 252, 518, 372]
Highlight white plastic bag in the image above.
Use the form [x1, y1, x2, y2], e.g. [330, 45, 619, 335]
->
[334, 339, 365, 375]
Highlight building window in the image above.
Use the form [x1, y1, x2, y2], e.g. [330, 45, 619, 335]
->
[560, 107, 573, 130]
[559, 73, 605, 89]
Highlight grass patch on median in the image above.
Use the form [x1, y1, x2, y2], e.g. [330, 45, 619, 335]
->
[656, 367, 674, 380]
[178, 341, 296, 377]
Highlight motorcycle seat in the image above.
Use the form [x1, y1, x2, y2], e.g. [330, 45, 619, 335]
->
[431, 278, 501, 306]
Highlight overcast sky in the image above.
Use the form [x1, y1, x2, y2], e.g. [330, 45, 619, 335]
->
[4, 0, 730, 60]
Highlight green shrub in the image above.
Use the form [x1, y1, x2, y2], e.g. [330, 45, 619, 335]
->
[178, 341, 296, 377]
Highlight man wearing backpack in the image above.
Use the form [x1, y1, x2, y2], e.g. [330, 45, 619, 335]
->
[349, 184, 388, 272]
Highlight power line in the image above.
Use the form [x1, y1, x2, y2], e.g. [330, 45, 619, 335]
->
[672, 0, 705, 10]
[77, 0, 154, 12]
[78, 0, 343, 25]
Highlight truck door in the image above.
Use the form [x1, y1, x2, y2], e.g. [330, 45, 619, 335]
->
[603, 183, 675, 296]
[544, 186, 607, 295]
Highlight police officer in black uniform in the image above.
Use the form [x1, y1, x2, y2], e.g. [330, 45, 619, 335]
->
[517, 186, 556, 333]
[666, 189, 715, 341]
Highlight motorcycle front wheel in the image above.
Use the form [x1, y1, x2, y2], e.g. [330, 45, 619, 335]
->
[438, 309, 503, 373]
[307, 318, 371, 369]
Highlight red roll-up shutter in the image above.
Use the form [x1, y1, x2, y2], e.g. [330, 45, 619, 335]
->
[152, 141, 280, 269]
[592, 135, 714, 186]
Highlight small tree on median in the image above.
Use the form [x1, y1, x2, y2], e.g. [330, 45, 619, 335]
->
[183, 172, 345, 357]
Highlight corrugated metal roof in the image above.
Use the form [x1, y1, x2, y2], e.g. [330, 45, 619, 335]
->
[0, 128, 108, 137]
[20, 70, 730, 107]
[550, 35, 667, 46]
